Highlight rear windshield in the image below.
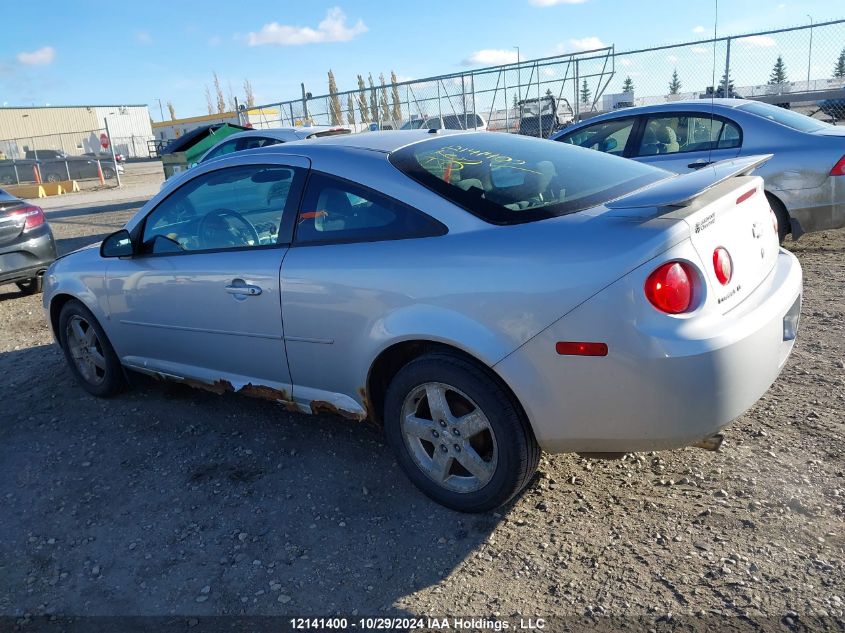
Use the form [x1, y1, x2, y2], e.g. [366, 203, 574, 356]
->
[308, 128, 352, 138]
[389, 133, 665, 225]
[738, 101, 829, 133]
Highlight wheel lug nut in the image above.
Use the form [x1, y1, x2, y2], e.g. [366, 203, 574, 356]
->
[440, 444, 448, 453]
[439, 419, 447, 428]
[453, 444, 461, 452]
[432, 430, 439, 438]
[452, 428, 460, 436]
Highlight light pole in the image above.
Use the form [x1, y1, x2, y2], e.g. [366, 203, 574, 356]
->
[514, 46, 521, 103]
[155, 98, 165, 122]
[806, 15, 814, 88]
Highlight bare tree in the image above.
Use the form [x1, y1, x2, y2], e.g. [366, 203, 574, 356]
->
[356, 74, 370, 123]
[167, 101, 176, 120]
[347, 94, 356, 126]
[204, 86, 214, 115]
[390, 70, 402, 123]
[212, 71, 226, 114]
[243, 79, 255, 108]
[328, 70, 343, 126]
[379, 73, 390, 123]
[368, 74, 379, 124]
[227, 80, 237, 112]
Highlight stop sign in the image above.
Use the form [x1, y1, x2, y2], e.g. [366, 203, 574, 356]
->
[99, 133, 109, 149]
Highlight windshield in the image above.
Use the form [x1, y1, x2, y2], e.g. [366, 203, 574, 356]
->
[390, 133, 666, 225]
[739, 101, 829, 133]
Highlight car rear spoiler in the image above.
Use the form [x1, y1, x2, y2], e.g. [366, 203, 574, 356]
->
[606, 154, 773, 210]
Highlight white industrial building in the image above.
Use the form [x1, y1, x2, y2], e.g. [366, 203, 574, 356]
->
[0, 105, 154, 159]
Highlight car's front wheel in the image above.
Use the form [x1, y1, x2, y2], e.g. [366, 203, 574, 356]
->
[58, 300, 125, 397]
[384, 352, 539, 512]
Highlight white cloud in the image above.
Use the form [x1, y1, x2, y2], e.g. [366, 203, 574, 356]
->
[692, 25, 706, 34]
[740, 35, 776, 48]
[16, 46, 55, 66]
[564, 36, 607, 52]
[691, 46, 710, 55]
[529, 0, 587, 5]
[247, 7, 367, 46]
[135, 30, 152, 44]
[208, 35, 222, 46]
[462, 48, 519, 66]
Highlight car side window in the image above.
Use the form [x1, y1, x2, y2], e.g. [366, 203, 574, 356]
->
[236, 137, 282, 151]
[294, 172, 445, 245]
[637, 115, 742, 156]
[202, 139, 240, 162]
[559, 118, 634, 156]
[141, 164, 303, 254]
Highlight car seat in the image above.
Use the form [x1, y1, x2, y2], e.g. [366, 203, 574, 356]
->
[656, 126, 679, 153]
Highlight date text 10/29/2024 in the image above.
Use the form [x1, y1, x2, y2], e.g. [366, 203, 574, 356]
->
[290, 617, 547, 630]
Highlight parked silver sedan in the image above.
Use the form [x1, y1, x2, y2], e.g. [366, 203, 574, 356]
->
[43, 131, 802, 512]
[552, 99, 845, 241]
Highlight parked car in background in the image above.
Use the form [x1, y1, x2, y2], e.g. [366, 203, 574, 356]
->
[197, 126, 351, 164]
[552, 99, 845, 240]
[84, 151, 126, 163]
[422, 113, 487, 130]
[0, 157, 122, 184]
[517, 95, 573, 138]
[400, 117, 427, 130]
[44, 130, 801, 511]
[24, 149, 68, 160]
[0, 188, 56, 293]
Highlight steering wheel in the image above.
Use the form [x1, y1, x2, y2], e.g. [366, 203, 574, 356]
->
[198, 209, 260, 249]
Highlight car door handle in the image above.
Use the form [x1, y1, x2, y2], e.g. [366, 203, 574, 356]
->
[688, 160, 713, 169]
[225, 281, 262, 296]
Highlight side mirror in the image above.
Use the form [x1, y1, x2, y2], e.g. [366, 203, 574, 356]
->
[100, 229, 134, 258]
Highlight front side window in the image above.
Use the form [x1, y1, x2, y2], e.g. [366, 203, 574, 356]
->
[390, 133, 666, 225]
[559, 118, 634, 156]
[294, 172, 445, 244]
[141, 165, 303, 254]
[637, 115, 742, 156]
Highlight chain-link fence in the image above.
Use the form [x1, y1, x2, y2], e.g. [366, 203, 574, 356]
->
[0, 128, 124, 188]
[250, 18, 845, 139]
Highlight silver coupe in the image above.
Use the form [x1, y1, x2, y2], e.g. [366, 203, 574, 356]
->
[552, 99, 845, 241]
[43, 131, 802, 512]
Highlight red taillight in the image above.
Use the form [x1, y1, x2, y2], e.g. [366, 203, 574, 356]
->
[645, 262, 693, 314]
[712, 247, 732, 285]
[830, 155, 845, 176]
[13, 205, 45, 231]
[736, 188, 756, 205]
[555, 341, 608, 356]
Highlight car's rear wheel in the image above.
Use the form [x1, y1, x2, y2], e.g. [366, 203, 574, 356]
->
[102, 167, 116, 180]
[58, 300, 125, 397]
[16, 275, 43, 294]
[45, 172, 61, 183]
[384, 352, 539, 512]
[766, 192, 790, 243]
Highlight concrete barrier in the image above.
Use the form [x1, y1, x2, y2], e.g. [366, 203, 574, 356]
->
[5, 180, 80, 199]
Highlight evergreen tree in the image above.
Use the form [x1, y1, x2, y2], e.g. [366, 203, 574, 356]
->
[622, 76, 634, 92]
[346, 94, 356, 126]
[327, 70, 343, 125]
[716, 71, 735, 97]
[580, 78, 591, 104]
[379, 73, 391, 123]
[768, 55, 787, 85]
[368, 74, 379, 123]
[668, 69, 681, 95]
[834, 47, 845, 78]
[512, 93, 519, 108]
[390, 71, 403, 123]
[356, 75, 370, 123]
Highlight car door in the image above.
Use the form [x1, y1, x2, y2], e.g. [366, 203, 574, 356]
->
[631, 113, 742, 173]
[104, 156, 308, 397]
[280, 171, 446, 415]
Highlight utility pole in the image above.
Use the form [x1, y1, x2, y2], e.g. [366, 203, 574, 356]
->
[514, 46, 521, 102]
[155, 98, 164, 122]
[806, 15, 814, 88]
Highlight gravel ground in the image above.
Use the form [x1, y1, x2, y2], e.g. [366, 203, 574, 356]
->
[0, 165, 843, 630]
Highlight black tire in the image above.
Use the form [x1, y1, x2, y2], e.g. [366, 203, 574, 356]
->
[102, 167, 116, 180]
[766, 192, 790, 243]
[384, 352, 540, 512]
[16, 275, 43, 294]
[45, 172, 61, 183]
[58, 299, 126, 397]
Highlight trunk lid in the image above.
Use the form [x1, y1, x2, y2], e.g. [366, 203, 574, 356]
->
[605, 155, 779, 313]
[0, 197, 26, 246]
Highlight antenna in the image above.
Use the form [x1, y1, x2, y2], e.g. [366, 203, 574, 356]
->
[708, 0, 719, 166]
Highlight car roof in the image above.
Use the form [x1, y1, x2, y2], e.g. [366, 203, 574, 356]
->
[567, 98, 747, 127]
[227, 126, 349, 141]
[294, 129, 473, 153]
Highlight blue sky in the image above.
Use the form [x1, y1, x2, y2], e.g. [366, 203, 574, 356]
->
[1, 0, 842, 120]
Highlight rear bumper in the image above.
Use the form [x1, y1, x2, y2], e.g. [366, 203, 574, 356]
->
[0, 225, 57, 285]
[776, 177, 845, 238]
[495, 248, 803, 453]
